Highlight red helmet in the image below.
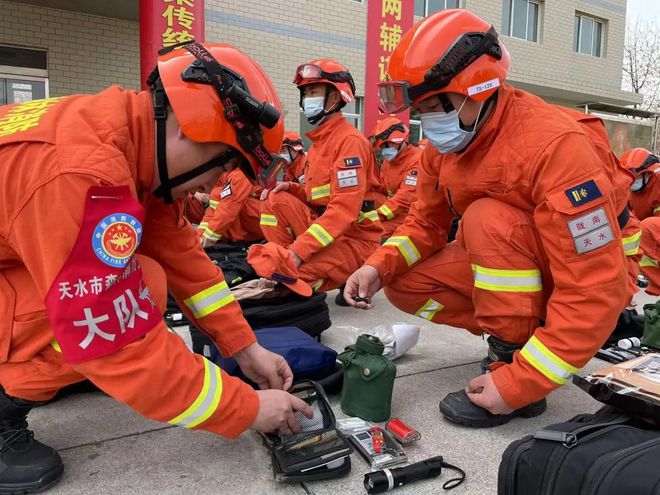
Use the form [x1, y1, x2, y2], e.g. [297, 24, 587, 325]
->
[155, 42, 285, 194]
[378, 9, 510, 114]
[281, 131, 304, 152]
[370, 117, 409, 148]
[620, 148, 660, 176]
[293, 58, 356, 104]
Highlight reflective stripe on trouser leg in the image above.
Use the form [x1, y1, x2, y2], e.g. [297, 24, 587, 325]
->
[260, 214, 278, 227]
[520, 335, 580, 385]
[167, 358, 223, 428]
[414, 298, 444, 321]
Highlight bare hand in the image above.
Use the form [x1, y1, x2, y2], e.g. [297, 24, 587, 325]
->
[251, 390, 314, 435]
[260, 181, 290, 200]
[343, 265, 382, 309]
[194, 191, 210, 204]
[465, 373, 514, 415]
[234, 342, 293, 390]
[200, 236, 216, 249]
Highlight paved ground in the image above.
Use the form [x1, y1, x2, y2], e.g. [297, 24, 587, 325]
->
[30, 289, 655, 495]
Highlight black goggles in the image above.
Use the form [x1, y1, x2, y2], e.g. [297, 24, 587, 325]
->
[371, 123, 406, 144]
[633, 154, 660, 175]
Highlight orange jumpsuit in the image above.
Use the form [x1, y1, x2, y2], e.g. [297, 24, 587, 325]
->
[376, 144, 421, 238]
[198, 168, 263, 243]
[630, 175, 660, 294]
[260, 113, 384, 291]
[365, 86, 636, 409]
[0, 88, 259, 439]
[283, 153, 307, 184]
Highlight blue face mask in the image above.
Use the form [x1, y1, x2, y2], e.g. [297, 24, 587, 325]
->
[420, 97, 482, 154]
[380, 147, 398, 161]
[631, 176, 645, 192]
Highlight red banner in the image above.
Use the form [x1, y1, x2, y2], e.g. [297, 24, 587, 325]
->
[139, 0, 205, 89]
[364, 0, 414, 138]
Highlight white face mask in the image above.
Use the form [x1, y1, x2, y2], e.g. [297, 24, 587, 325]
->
[303, 96, 325, 120]
[631, 176, 645, 192]
[380, 147, 398, 161]
[279, 151, 292, 164]
[420, 97, 482, 154]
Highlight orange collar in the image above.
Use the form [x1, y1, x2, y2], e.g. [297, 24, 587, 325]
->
[305, 112, 346, 143]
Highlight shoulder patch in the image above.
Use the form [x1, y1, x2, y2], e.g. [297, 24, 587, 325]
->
[343, 157, 361, 168]
[565, 180, 602, 207]
[221, 182, 232, 199]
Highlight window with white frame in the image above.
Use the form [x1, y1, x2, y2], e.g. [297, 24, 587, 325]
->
[0, 46, 48, 106]
[574, 14, 603, 57]
[502, 0, 540, 42]
[415, 0, 460, 17]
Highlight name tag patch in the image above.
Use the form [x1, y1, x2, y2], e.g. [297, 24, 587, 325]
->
[221, 184, 232, 199]
[337, 169, 358, 188]
[405, 175, 417, 186]
[298, 173, 305, 184]
[568, 207, 613, 254]
[565, 180, 602, 207]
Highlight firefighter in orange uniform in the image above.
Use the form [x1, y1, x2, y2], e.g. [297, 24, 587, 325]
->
[198, 163, 264, 246]
[371, 117, 421, 238]
[345, 10, 638, 427]
[0, 42, 312, 492]
[621, 148, 660, 295]
[259, 59, 383, 292]
[280, 131, 307, 183]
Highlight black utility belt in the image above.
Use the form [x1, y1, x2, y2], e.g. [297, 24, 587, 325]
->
[314, 201, 375, 217]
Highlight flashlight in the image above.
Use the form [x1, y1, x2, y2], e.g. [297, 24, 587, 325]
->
[363, 456, 465, 493]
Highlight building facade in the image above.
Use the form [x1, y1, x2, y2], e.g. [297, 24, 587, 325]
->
[0, 0, 643, 145]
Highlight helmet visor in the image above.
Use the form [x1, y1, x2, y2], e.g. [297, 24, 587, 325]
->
[377, 81, 412, 114]
[259, 154, 286, 190]
[293, 64, 324, 85]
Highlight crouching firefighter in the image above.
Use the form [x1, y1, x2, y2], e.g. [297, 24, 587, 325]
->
[0, 41, 313, 492]
[345, 10, 637, 427]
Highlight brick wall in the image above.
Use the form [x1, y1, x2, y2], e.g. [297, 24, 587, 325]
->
[0, 0, 140, 97]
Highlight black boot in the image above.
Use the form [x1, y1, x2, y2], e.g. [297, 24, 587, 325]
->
[439, 335, 547, 428]
[334, 284, 350, 307]
[0, 389, 63, 494]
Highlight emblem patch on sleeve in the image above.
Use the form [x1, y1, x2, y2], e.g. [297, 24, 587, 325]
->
[337, 169, 359, 188]
[220, 183, 232, 199]
[567, 207, 613, 254]
[343, 157, 361, 168]
[92, 214, 142, 268]
[565, 180, 602, 207]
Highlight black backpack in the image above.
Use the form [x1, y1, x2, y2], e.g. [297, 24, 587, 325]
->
[498, 405, 660, 495]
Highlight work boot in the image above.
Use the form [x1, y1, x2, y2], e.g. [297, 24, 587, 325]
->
[0, 389, 63, 494]
[439, 335, 547, 427]
[334, 284, 350, 307]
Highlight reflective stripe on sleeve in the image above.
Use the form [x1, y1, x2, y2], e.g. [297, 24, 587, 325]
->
[654, 205, 660, 215]
[312, 279, 324, 291]
[168, 358, 223, 428]
[622, 230, 642, 256]
[641, 255, 659, 268]
[307, 224, 334, 247]
[311, 184, 331, 200]
[383, 236, 421, 266]
[198, 222, 208, 231]
[472, 264, 542, 293]
[378, 204, 394, 220]
[358, 210, 379, 223]
[183, 281, 234, 319]
[260, 214, 278, 227]
[209, 200, 219, 209]
[414, 298, 444, 321]
[203, 227, 222, 241]
[520, 335, 580, 385]
[51, 340, 61, 352]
